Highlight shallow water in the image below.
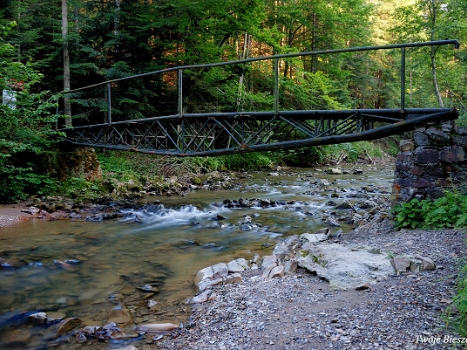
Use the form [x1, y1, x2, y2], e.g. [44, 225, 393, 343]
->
[0, 165, 394, 349]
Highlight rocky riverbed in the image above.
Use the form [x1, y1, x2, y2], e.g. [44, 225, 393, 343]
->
[1, 164, 465, 349]
[155, 219, 466, 350]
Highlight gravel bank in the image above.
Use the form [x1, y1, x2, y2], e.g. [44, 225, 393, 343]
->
[0, 204, 32, 228]
[156, 220, 466, 350]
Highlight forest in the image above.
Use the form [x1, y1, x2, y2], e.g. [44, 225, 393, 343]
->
[1, 0, 467, 201]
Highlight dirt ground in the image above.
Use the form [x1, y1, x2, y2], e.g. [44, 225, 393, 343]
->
[156, 222, 467, 350]
[0, 202, 35, 228]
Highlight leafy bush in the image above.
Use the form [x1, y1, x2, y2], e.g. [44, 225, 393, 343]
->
[0, 21, 61, 202]
[392, 192, 467, 230]
[221, 152, 273, 170]
[55, 177, 108, 201]
[392, 198, 430, 229]
[0, 164, 57, 201]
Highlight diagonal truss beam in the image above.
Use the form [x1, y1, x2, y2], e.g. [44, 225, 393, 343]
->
[61, 108, 457, 156]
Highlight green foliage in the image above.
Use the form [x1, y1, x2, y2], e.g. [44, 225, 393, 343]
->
[56, 177, 108, 201]
[392, 198, 429, 229]
[3, 0, 464, 124]
[0, 164, 57, 201]
[97, 151, 164, 184]
[221, 153, 273, 171]
[390, 0, 467, 110]
[277, 147, 327, 166]
[280, 70, 346, 110]
[277, 141, 386, 166]
[191, 157, 227, 172]
[322, 142, 383, 162]
[97, 150, 276, 185]
[450, 263, 467, 338]
[392, 192, 467, 230]
[0, 17, 61, 202]
[98, 153, 134, 177]
[183, 153, 274, 172]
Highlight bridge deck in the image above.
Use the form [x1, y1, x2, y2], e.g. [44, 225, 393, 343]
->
[61, 107, 457, 156]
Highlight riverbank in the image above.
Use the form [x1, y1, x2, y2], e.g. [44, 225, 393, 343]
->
[0, 203, 34, 228]
[1, 164, 465, 349]
[155, 219, 466, 350]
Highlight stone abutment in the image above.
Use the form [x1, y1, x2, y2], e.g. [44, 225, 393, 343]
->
[392, 119, 467, 204]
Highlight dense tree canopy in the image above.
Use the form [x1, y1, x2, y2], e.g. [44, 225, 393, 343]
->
[1, 0, 464, 123]
[0, 0, 465, 201]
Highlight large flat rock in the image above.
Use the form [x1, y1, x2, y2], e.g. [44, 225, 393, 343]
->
[296, 243, 395, 290]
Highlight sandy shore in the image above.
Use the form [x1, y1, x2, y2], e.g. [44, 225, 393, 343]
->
[0, 203, 34, 228]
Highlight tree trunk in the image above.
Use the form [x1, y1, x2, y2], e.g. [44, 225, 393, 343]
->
[237, 32, 249, 111]
[431, 46, 444, 107]
[62, 0, 72, 127]
[428, 0, 444, 107]
[114, 0, 120, 55]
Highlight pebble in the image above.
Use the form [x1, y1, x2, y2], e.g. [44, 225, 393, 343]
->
[157, 223, 466, 349]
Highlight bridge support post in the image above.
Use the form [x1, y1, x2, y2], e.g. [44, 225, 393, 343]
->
[392, 119, 467, 204]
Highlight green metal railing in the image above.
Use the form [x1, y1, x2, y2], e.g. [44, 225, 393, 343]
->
[58, 40, 460, 156]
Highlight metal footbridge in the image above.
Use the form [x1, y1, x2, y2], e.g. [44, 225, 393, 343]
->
[59, 40, 459, 156]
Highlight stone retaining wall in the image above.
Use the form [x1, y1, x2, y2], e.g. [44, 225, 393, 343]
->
[392, 120, 467, 204]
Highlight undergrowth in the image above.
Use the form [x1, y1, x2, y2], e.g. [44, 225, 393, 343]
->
[96, 140, 390, 180]
[263, 140, 390, 166]
[1, 138, 392, 202]
[392, 191, 467, 230]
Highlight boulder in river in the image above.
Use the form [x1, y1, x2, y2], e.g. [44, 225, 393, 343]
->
[188, 290, 212, 304]
[137, 284, 159, 293]
[328, 168, 343, 175]
[227, 259, 246, 273]
[268, 265, 284, 279]
[28, 312, 47, 324]
[272, 235, 301, 262]
[195, 263, 228, 284]
[334, 200, 355, 210]
[260, 255, 277, 279]
[107, 307, 133, 327]
[55, 317, 82, 336]
[325, 216, 341, 227]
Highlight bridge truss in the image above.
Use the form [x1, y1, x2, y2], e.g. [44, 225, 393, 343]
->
[63, 108, 457, 156]
[59, 40, 459, 156]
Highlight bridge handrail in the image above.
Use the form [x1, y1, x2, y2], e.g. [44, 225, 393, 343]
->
[62, 40, 459, 95]
[58, 39, 459, 128]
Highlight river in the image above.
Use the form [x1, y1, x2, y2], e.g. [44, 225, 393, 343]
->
[0, 165, 394, 349]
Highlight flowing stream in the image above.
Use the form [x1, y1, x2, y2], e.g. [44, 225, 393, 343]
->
[0, 165, 394, 349]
